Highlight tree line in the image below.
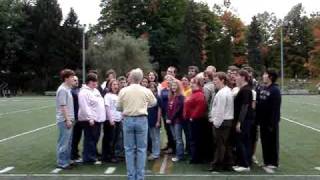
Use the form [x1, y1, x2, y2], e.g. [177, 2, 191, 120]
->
[1, 0, 320, 92]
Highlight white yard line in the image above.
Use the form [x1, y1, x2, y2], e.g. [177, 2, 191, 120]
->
[0, 167, 14, 174]
[314, 167, 320, 171]
[0, 174, 320, 177]
[50, 168, 62, 174]
[286, 100, 319, 107]
[159, 154, 168, 174]
[281, 117, 320, 133]
[0, 105, 54, 116]
[104, 167, 116, 174]
[0, 123, 56, 143]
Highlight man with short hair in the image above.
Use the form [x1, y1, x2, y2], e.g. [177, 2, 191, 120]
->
[188, 66, 199, 79]
[209, 72, 234, 171]
[256, 69, 281, 173]
[56, 69, 76, 169]
[117, 68, 157, 180]
[70, 76, 83, 162]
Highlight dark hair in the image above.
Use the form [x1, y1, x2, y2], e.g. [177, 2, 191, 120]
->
[60, 69, 75, 81]
[108, 79, 119, 94]
[117, 76, 127, 82]
[228, 65, 240, 72]
[238, 70, 250, 82]
[214, 72, 228, 85]
[147, 71, 159, 83]
[105, 69, 116, 79]
[86, 73, 98, 84]
[242, 66, 254, 74]
[148, 82, 158, 93]
[188, 66, 199, 73]
[181, 75, 190, 81]
[265, 68, 278, 83]
[88, 69, 98, 74]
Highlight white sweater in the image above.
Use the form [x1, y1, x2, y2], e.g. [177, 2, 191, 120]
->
[209, 86, 234, 128]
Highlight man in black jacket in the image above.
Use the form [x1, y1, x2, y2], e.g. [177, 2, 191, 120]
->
[70, 76, 82, 162]
[256, 69, 281, 173]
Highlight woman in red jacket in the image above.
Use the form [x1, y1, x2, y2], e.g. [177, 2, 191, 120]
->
[184, 77, 207, 164]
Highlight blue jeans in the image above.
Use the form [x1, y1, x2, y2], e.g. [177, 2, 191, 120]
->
[123, 116, 148, 180]
[57, 121, 73, 168]
[170, 123, 185, 160]
[149, 127, 160, 158]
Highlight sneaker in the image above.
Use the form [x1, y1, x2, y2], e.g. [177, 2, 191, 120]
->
[267, 165, 278, 169]
[94, 161, 102, 165]
[263, 166, 275, 174]
[74, 158, 83, 164]
[148, 155, 159, 161]
[233, 166, 250, 172]
[171, 157, 180, 162]
[232, 165, 240, 169]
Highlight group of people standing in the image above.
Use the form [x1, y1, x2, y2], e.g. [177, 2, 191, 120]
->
[55, 64, 281, 180]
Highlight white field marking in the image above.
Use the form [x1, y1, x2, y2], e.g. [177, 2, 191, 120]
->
[104, 167, 116, 174]
[281, 117, 320, 133]
[159, 154, 168, 174]
[0, 105, 54, 117]
[315, 167, 320, 171]
[286, 100, 319, 107]
[50, 168, 62, 174]
[0, 123, 56, 143]
[1, 174, 320, 177]
[0, 167, 14, 174]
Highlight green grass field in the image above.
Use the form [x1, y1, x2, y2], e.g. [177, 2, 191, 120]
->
[0, 95, 320, 180]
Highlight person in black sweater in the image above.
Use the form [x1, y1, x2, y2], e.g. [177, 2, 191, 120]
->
[233, 70, 253, 172]
[256, 69, 281, 173]
[70, 76, 82, 161]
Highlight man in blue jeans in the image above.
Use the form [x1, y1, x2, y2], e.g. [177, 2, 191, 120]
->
[55, 69, 76, 169]
[118, 68, 157, 180]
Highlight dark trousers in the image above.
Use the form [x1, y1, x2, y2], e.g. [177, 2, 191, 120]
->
[102, 121, 123, 161]
[71, 120, 83, 160]
[212, 120, 233, 168]
[204, 121, 214, 161]
[235, 119, 252, 167]
[190, 119, 206, 163]
[260, 123, 279, 167]
[81, 121, 100, 163]
[163, 117, 175, 150]
[181, 120, 191, 154]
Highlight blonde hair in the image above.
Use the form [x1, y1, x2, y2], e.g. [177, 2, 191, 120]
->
[168, 80, 182, 99]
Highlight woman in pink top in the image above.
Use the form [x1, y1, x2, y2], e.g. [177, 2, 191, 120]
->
[78, 73, 106, 164]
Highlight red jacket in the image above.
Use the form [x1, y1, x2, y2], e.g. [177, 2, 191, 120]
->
[184, 89, 207, 120]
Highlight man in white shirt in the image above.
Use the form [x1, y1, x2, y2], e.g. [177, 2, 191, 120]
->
[209, 72, 234, 172]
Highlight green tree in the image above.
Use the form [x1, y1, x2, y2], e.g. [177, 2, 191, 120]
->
[247, 16, 263, 72]
[96, 0, 149, 37]
[87, 31, 152, 77]
[61, 8, 82, 70]
[29, 0, 64, 90]
[283, 3, 314, 78]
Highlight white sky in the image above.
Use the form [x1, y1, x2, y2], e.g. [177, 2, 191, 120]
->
[58, 0, 320, 26]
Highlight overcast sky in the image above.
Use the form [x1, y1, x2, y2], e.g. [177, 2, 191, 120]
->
[58, 0, 320, 26]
